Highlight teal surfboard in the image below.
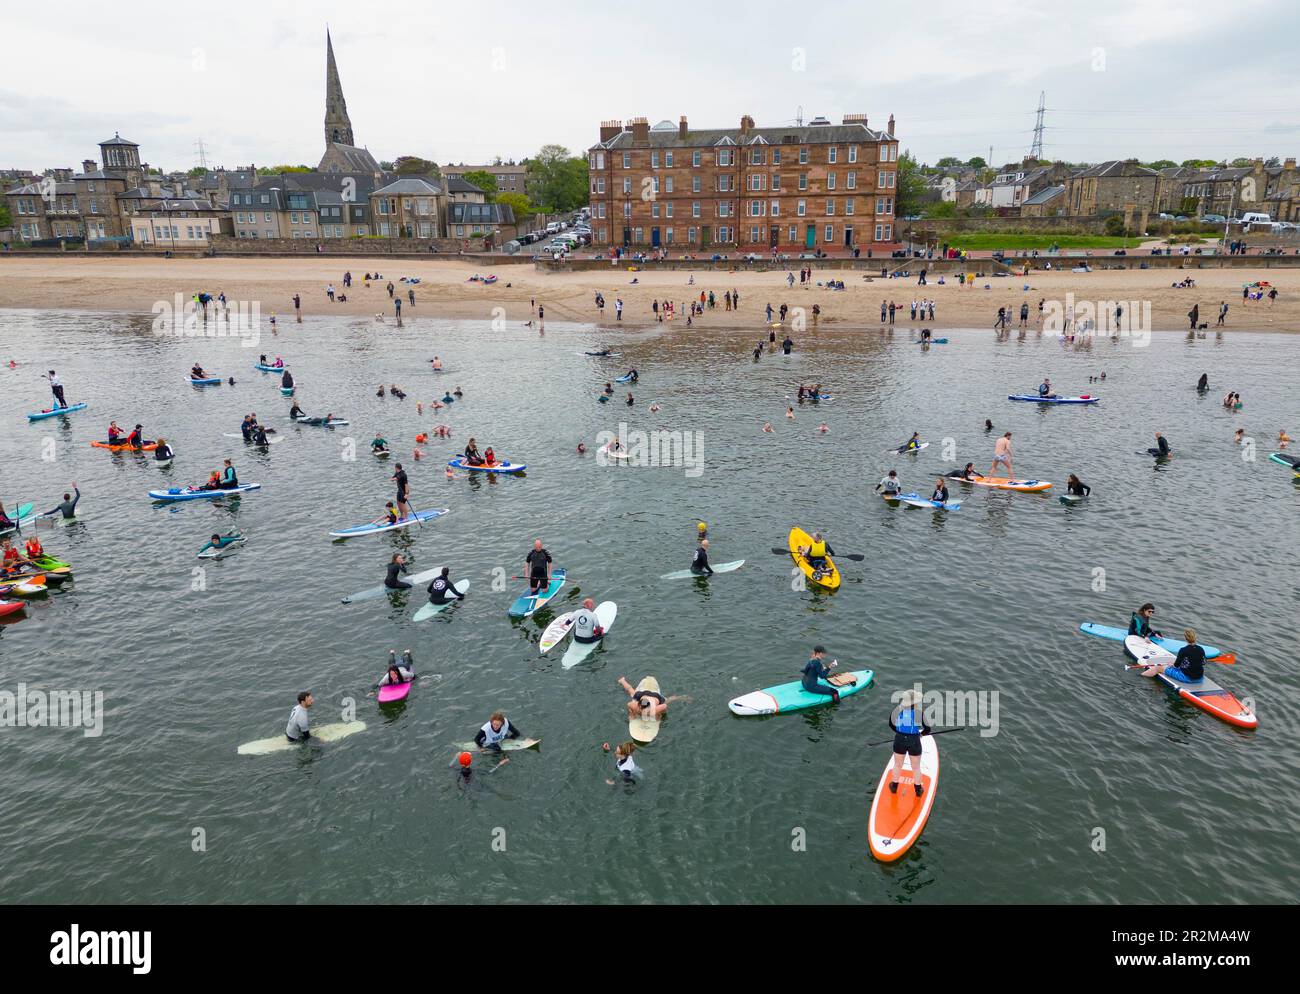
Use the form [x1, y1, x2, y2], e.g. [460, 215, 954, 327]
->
[1079, 622, 1225, 659]
[728, 669, 874, 715]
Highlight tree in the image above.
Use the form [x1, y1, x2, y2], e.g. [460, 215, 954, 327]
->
[188, 166, 209, 177]
[1180, 159, 1216, 169]
[530, 144, 589, 213]
[496, 191, 537, 223]
[461, 170, 499, 200]
[1229, 157, 1253, 168]
[257, 164, 311, 174]
[1103, 214, 1126, 236]
[894, 150, 928, 220]
[935, 156, 963, 168]
[1145, 159, 1176, 170]
[966, 156, 987, 169]
[0, 202, 11, 229]
[394, 156, 440, 177]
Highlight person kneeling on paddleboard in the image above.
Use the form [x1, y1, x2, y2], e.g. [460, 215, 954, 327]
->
[476, 711, 523, 751]
[875, 471, 902, 496]
[1129, 603, 1163, 641]
[379, 649, 414, 687]
[371, 434, 389, 454]
[691, 539, 714, 576]
[427, 566, 465, 605]
[802, 646, 842, 704]
[572, 598, 605, 645]
[1140, 629, 1205, 683]
[384, 553, 411, 591]
[888, 691, 933, 797]
[285, 691, 313, 743]
[524, 540, 552, 596]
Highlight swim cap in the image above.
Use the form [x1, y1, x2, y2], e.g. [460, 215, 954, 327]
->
[697, 521, 707, 532]
[457, 752, 472, 767]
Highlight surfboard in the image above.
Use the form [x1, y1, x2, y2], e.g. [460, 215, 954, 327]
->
[1123, 636, 1257, 729]
[868, 734, 939, 862]
[628, 677, 662, 742]
[660, 560, 745, 580]
[561, 602, 617, 669]
[377, 681, 411, 703]
[885, 442, 930, 455]
[728, 669, 874, 715]
[412, 579, 469, 621]
[451, 738, 541, 753]
[342, 566, 446, 604]
[539, 611, 576, 653]
[237, 720, 366, 755]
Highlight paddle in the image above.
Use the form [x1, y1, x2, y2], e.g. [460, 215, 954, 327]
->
[769, 547, 865, 562]
[864, 727, 966, 748]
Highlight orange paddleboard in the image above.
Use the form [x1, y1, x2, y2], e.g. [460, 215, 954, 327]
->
[968, 475, 1052, 492]
[868, 735, 939, 862]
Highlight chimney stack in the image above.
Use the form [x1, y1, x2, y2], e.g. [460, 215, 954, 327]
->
[599, 119, 623, 143]
[842, 113, 869, 127]
[679, 116, 688, 139]
[82, 159, 96, 174]
[1285, 157, 1297, 169]
[739, 114, 755, 137]
[630, 117, 650, 145]
[888, 114, 895, 137]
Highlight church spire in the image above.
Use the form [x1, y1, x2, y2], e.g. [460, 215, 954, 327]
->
[324, 28, 355, 147]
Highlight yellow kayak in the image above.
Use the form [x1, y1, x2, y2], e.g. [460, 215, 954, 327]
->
[788, 526, 840, 590]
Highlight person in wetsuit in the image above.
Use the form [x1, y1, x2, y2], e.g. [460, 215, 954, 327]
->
[524, 539, 553, 596]
[1129, 603, 1163, 641]
[427, 566, 466, 606]
[384, 553, 411, 591]
[1066, 474, 1091, 497]
[801, 646, 841, 704]
[216, 459, 238, 489]
[1148, 432, 1171, 458]
[1196, 373, 1208, 392]
[691, 539, 713, 576]
[154, 438, 173, 463]
[289, 401, 305, 420]
[476, 711, 523, 751]
[42, 484, 80, 520]
[1141, 628, 1205, 684]
[946, 462, 978, 481]
[370, 434, 389, 454]
[281, 370, 294, 390]
[464, 438, 484, 466]
[782, 336, 793, 355]
[198, 533, 241, 555]
[896, 432, 921, 452]
[379, 649, 415, 687]
[888, 690, 933, 797]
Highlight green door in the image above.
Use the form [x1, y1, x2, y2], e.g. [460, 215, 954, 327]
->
[805, 224, 816, 248]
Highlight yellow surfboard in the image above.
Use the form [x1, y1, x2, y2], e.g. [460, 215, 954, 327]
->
[788, 526, 841, 590]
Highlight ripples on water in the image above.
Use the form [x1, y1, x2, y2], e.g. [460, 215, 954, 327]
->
[0, 310, 1296, 903]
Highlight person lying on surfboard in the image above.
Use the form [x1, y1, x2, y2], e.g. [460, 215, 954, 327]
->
[691, 539, 714, 576]
[1138, 629, 1205, 683]
[618, 676, 686, 722]
[1129, 603, 1163, 641]
[896, 432, 922, 452]
[475, 711, 524, 751]
[888, 691, 933, 797]
[427, 567, 465, 606]
[379, 649, 414, 687]
[198, 533, 241, 555]
[524, 540, 553, 595]
[384, 553, 411, 591]
[799, 532, 835, 570]
[946, 462, 979, 481]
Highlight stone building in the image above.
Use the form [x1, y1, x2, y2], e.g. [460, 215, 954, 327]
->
[1065, 160, 1162, 217]
[128, 197, 231, 247]
[1180, 158, 1298, 221]
[587, 112, 900, 253]
[368, 177, 446, 239]
[444, 163, 530, 196]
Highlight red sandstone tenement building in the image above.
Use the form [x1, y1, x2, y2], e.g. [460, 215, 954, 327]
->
[587, 113, 901, 254]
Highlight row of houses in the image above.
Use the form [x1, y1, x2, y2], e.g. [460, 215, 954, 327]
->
[4, 135, 524, 250]
[928, 156, 1300, 222]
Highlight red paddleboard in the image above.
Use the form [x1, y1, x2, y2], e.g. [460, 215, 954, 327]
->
[868, 735, 939, 862]
[0, 599, 25, 618]
[378, 681, 411, 703]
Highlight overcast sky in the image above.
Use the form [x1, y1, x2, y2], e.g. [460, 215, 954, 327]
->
[4, 0, 1297, 173]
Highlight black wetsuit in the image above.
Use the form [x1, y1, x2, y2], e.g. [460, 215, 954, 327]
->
[801, 658, 839, 703]
[43, 487, 81, 520]
[384, 561, 411, 591]
[1128, 612, 1162, 640]
[525, 548, 552, 592]
[691, 546, 713, 576]
[427, 575, 465, 604]
[1170, 644, 1206, 681]
[1067, 479, 1091, 496]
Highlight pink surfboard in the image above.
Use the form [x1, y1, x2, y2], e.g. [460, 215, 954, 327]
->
[377, 681, 412, 703]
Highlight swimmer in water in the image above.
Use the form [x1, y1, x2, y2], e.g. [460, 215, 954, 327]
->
[818, 423, 829, 433]
[786, 406, 795, 419]
[762, 422, 773, 433]
[649, 403, 660, 413]
[577, 442, 587, 454]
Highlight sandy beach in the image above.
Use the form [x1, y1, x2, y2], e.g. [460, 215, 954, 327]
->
[0, 255, 1293, 333]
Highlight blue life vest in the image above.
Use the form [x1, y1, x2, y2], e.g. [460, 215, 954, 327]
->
[896, 705, 922, 735]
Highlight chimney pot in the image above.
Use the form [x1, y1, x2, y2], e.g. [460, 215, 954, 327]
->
[888, 114, 896, 137]
[679, 116, 688, 139]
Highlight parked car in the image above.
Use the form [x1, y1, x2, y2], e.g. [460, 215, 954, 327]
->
[1200, 214, 1226, 224]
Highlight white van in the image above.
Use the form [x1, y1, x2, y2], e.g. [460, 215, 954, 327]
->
[1237, 212, 1271, 225]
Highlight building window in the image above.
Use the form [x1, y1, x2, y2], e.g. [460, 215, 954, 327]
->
[634, 227, 643, 242]
[718, 149, 733, 166]
[692, 150, 701, 167]
[692, 201, 701, 218]
[797, 200, 806, 216]
[847, 172, 856, 190]
[665, 152, 674, 167]
[798, 174, 808, 191]
[596, 178, 605, 193]
[651, 203, 660, 218]
[799, 147, 808, 164]
[829, 147, 838, 164]
[875, 224, 884, 240]
[651, 151, 659, 169]
[623, 203, 632, 218]
[264, 212, 272, 222]
[623, 177, 632, 194]
[665, 177, 673, 193]
[665, 203, 673, 218]
[750, 149, 764, 165]
[826, 199, 835, 215]
[772, 174, 781, 192]
[749, 200, 762, 216]
[455, 225, 464, 236]
[692, 176, 701, 193]
[598, 203, 606, 218]
[848, 145, 858, 163]
[827, 173, 836, 190]
[771, 200, 780, 216]
[824, 224, 834, 242]
[846, 197, 855, 215]
[750, 226, 761, 242]
[687, 226, 696, 242]
[665, 227, 673, 243]
[623, 153, 631, 168]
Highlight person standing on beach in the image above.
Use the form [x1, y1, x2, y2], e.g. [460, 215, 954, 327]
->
[615, 299, 623, 321]
[293, 293, 301, 323]
[1218, 301, 1228, 327]
[888, 301, 896, 325]
[1188, 303, 1199, 330]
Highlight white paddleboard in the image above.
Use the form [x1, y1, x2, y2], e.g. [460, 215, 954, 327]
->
[237, 720, 366, 756]
[628, 676, 661, 742]
[452, 738, 541, 753]
[885, 441, 930, 455]
[539, 611, 576, 654]
[197, 535, 247, 559]
[412, 579, 469, 621]
[342, 566, 445, 604]
[660, 559, 744, 580]
[561, 602, 617, 669]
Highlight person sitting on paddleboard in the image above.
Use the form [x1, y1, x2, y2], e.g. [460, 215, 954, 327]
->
[875, 470, 902, 496]
[191, 364, 207, 380]
[379, 649, 414, 687]
[572, 598, 605, 645]
[154, 438, 173, 462]
[483, 446, 497, 466]
[1140, 628, 1205, 684]
[370, 434, 389, 454]
[464, 438, 484, 466]
[1129, 603, 1163, 641]
[1149, 432, 1171, 458]
[218, 459, 239, 489]
[930, 479, 949, 504]
[897, 432, 921, 452]
[106, 421, 125, 445]
[273, 357, 284, 368]
[42, 483, 80, 520]
[289, 401, 305, 419]
[281, 370, 294, 389]
[1038, 378, 1054, 398]
[476, 711, 523, 751]
[626, 369, 639, 383]
[604, 741, 640, 784]
[1066, 474, 1091, 497]
[384, 553, 411, 590]
[427, 566, 465, 605]
[285, 691, 313, 743]
[691, 539, 714, 576]
[524, 540, 552, 596]
[946, 462, 979, 481]
[801, 531, 834, 570]
[380, 501, 399, 527]
[801, 646, 842, 704]
[200, 469, 222, 491]
[888, 690, 933, 797]
[199, 533, 240, 555]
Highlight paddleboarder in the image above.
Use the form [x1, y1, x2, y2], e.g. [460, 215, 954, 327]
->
[218, 459, 239, 489]
[426, 566, 466, 606]
[44, 370, 68, 408]
[475, 711, 525, 751]
[1139, 629, 1205, 683]
[801, 646, 842, 704]
[571, 598, 606, 645]
[887, 690, 933, 797]
[370, 433, 389, 454]
[384, 553, 411, 591]
[691, 538, 714, 576]
[285, 691, 313, 743]
[1129, 603, 1163, 641]
[1065, 474, 1091, 497]
[524, 539, 553, 596]
[392, 462, 411, 518]
[41, 483, 80, 520]
[990, 432, 1014, 477]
